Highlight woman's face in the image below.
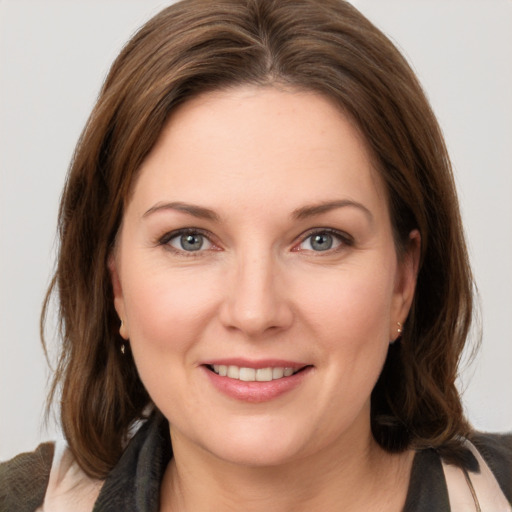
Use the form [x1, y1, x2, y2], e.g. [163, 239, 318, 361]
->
[111, 86, 419, 466]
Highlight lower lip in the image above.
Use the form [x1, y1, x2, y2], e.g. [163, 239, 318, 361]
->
[202, 366, 312, 403]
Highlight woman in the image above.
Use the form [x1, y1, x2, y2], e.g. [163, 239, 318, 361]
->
[1, 0, 511, 510]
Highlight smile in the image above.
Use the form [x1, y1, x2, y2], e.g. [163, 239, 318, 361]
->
[209, 365, 300, 382]
[203, 362, 312, 402]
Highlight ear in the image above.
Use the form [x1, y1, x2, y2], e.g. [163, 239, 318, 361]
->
[390, 229, 421, 341]
[108, 252, 129, 340]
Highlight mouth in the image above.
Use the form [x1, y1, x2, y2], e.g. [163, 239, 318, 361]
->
[206, 364, 307, 382]
[201, 359, 313, 402]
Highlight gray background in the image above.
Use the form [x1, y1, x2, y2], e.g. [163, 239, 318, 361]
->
[1, 0, 511, 460]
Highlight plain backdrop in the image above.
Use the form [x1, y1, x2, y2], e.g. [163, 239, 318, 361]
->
[1, 0, 511, 461]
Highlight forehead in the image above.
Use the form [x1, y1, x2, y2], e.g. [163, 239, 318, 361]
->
[131, 86, 389, 220]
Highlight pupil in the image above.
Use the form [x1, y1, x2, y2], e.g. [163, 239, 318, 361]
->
[311, 233, 332, 251]
[181, 233, 203, 251]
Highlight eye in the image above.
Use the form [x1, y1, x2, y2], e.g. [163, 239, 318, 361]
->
[161, 229, 214, 252]
[295, 229, 351, 252]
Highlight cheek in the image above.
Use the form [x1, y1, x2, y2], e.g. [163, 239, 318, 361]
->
[120, 263, 224, 415]
[121, 261, 221, 356]
[296, 261, 396, 345]
[294, 260, 396, 400]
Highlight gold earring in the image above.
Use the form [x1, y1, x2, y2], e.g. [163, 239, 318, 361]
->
[397, 321, 402, 334]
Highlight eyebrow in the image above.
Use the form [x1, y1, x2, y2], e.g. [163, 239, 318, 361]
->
[292, 200, 373, 222]
[143, 201, 220, 221]
[143, 199, 373, 223]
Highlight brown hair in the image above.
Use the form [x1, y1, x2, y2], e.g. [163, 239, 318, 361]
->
[42, 0, 474, 478]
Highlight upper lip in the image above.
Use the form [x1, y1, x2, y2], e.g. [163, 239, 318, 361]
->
[201, 358, 309, 370]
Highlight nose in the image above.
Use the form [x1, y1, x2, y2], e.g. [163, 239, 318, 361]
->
[219, 250, 294, 338]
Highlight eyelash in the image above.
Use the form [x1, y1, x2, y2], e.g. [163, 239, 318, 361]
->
[157, 227, 353, 255]
[293, 228, 354, 253]
[157, 228, 217, 257]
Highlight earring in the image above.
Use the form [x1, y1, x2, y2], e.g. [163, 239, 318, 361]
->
[390, 322, 403, 345]
[120, 320, 127, 354]
[119, 319, 128, 339]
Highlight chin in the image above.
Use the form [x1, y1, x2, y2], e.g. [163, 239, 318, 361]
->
[206, 436, 306, 468]
[175, 415, 314, 468]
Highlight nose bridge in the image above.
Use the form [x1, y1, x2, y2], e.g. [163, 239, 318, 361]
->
[220, 243, 292, 336]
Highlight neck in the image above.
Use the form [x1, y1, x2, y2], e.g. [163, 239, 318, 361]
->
[160, 424, 414, 512]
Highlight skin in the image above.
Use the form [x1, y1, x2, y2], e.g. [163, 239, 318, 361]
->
[110, 86, 421, 511]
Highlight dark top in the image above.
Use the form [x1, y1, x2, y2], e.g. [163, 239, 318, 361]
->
[1, 413, 511, 512]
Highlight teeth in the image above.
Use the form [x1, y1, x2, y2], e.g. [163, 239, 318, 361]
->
[211, 365, 299, 382]
[272, 367, 284, 379]
[227, 365, 239, 379]
[256, 368, 272, 382]
[239, 367, 256, 381]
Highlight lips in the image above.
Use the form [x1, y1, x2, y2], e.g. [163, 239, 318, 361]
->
[202, 360, 312, 402]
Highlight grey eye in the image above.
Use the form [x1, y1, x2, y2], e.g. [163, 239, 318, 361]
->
[297, 231, 346, 252]
[309, 233, 333, 251]
[167, 232, 212, 252]
[179, 233, 204, 251]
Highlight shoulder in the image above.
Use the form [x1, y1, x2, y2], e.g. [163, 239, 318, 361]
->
[404, 432, 512, 512]
[471, 431, 512, 503]
[0, 442, 55, 512]
[43, 441, 103, 511]
[0, 441, 103, 512]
